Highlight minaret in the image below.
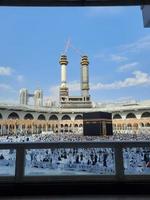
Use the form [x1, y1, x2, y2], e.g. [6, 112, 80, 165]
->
[59, 55, 69, 99]
[80, 55, 90, 100]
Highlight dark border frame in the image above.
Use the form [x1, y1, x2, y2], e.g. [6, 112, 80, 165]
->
[0, 0, 149, 7]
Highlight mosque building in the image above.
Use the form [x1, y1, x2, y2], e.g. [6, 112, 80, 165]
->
[0, 55, 150, 135]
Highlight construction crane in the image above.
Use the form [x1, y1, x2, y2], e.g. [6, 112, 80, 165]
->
[63, 38, 85, 56]
[64, 38, 71, 54]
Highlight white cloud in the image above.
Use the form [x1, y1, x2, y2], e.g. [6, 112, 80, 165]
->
[94, 35, 150, 65]
[119, 35, 150, 53]
[17, 75, 24, 82]
[0, 67, 12, 76]
[0, 98, 18, 104]
[118, 62, 138, 72]
[0, 67, 25, 84]
[117, 96, 134, 102]
[50, 71, 150, 98]
[0, 83, 12, 91]
[49, 85, 59, 101]
[0, 83, 17, 96]
[94, 53, 128, 63]
[91, 70, 150, 90]
[87, 7, 124, 17]
[111, 54, 128, 62]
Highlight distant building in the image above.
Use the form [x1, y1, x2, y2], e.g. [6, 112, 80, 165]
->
[141, 5, 150, 27]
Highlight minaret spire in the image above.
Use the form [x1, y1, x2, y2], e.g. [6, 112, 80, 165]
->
[80, 55, 90, 101]
[59, 54, 69, 100]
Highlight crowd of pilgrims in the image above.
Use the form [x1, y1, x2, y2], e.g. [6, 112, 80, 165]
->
[25, 147, 115, 175]
[0, 132, 150, 175]
[1, 132, 150, 143]
[123, 147, 150, 174]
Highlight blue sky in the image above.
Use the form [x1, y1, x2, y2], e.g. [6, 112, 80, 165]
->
[0, 6, 150, 104]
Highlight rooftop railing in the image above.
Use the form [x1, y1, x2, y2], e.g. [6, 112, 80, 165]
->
[0, 141, 150, 183]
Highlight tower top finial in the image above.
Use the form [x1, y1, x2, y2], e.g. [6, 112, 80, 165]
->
[80, 55, 89, 65]
[59, 54, 68, 65]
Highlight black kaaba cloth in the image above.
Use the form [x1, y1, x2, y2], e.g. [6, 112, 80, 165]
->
[83, 111, 113, 136]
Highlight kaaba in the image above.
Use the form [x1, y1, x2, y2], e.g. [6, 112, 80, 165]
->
[83, 111, 113, 136]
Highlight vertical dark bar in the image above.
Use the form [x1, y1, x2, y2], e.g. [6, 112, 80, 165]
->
[114, 144, 124, 181]
[15, 144, 25, 183]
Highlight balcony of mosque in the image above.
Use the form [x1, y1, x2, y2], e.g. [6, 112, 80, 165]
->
[0, 141, 150, 184]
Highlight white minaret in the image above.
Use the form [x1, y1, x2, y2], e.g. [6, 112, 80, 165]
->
[59, 55, 69, 98]
[80, 55, 90, 100]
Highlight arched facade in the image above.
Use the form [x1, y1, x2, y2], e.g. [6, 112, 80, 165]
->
[0, 110, 82, 135]
[0, 105, 150, 135]
[145, 123, 150, 127]
[113, 110, 150, 134]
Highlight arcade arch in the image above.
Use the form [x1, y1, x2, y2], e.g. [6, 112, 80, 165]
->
[62, 115, 71, 120]
[127, 123, 132, 130]
[64, 124, 68, 132]
[24, 113, 34, 120]
[141, 112, 150, 118]
[113, 114, 122, 119]
[75, 115, 83, 120]
[8, 112, 20, 119]
[140, 123, 144, 127]
[133, 123, 138, 130]
[126, 113, 136, 119]
[145, 123, 150, 127]
[49, 115, 58, 120]
[38, 114, 46, 120]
